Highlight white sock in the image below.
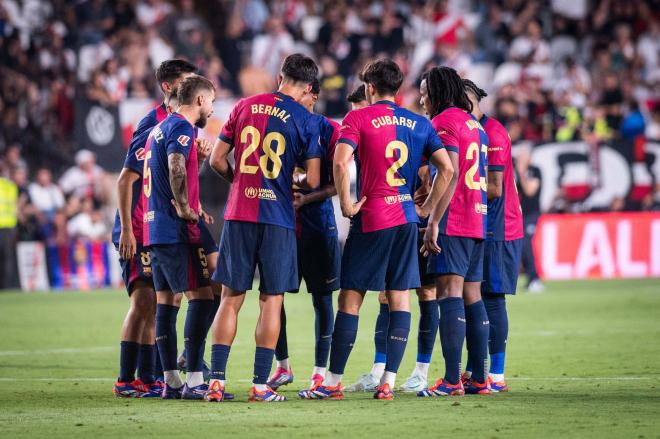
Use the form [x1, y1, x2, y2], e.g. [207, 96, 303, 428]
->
[164, 370, 183, 388]
[254, 383, 268, 391]
[414, 362, 429, 377]
[312, 366, 326, 378]
[323, 371, 342, 387]
[371, 362, 386, 378]
[209, 378, 225, 388]
[186, 371, 204, 387]
[381, 371, 396, 387]
[489, 373, 504, 382]
[463, 370, 472, 379]
[277, 358, 290, 370]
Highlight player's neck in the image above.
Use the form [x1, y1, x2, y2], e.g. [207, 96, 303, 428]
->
[175, 106, 198, 126]
[370, 93, 395, 104]
[277, 84, 305, 102]
[472, 108, 484, 120]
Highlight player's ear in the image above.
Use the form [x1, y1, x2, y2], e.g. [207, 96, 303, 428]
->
[161, 81, 172, 95]
[277, 74, 283, 87]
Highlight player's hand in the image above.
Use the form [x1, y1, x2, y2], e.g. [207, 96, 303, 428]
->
[118, 229, 137, 260]
[171, 200, 199, 224]
[293, 192, 305, 209]
[421, 223, 441, 257]
[415, 202, 432, 220]
[196, 138, 213, 161]
[341, 196, 367, 218]
[200, 206, 214, 225]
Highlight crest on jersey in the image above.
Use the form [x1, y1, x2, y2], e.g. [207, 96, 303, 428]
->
[135, 147, 146, 161]
[244, 187, 258, 199]
[177, 135, 190, 146]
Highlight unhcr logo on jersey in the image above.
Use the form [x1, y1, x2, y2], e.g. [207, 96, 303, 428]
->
[244, 187, 277, 201]
[384, 193, 413, 205]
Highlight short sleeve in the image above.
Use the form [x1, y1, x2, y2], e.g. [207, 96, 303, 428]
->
[337, 110, 361, 149]
[167, 121, 194, 159]
[433, 114, 459, 153]
[301, 114, 322, 161]
[423, 120, 444, 158]
[123, 130, 149, 174]
[324, 118, 341, 160]
[487, 124, 510, 172]
[219, 99, 242, 145]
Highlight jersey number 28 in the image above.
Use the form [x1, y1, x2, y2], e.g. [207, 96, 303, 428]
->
[238, 125, 286, 179]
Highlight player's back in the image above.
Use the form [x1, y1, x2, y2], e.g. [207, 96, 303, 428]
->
[143, 113, 200, 246]
[221, 92, 320, 230]
[432, 107, 488, 239]
[112, 104, 168, 247]
[296, 114, 339, 237]
[481, 115, 523, 241]
[340, 100, 440, 233]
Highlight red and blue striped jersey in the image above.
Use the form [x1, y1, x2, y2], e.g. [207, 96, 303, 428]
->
[220, 92, 322, 230]
[339, 100, 444, 233]
[433, 107, 488, 239]
[481, 115, 523, 241]
[142, 113, 201, 245]
[296, 115, 340, 237]
[112, 104, 168, 247]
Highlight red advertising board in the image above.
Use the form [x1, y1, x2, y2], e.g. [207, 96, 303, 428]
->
[534, 212, 660, 280]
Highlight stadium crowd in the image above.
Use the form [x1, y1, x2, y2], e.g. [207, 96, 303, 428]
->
[1, 0, 659, 255]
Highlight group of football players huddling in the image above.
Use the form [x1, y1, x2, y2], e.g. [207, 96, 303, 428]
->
[112, 53, 523, 403]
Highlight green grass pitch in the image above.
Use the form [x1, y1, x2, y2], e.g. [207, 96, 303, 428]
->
[1, 279, 659, 438]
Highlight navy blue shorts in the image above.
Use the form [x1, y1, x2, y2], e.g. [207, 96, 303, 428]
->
[427, 235, 485, 282]
[482, 239, 522, 294]
[150, 243, 211, 293]
[417, 234, 434, 287]
[199, 220, 218, 255]
[213, 220, 297, 294]
[341, 223, 420, 291]
[118, 245, 153, 294]
[291, 234, 340, 293]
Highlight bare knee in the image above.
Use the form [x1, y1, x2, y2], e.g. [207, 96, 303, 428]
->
[416, 285, 436, 301]
[338, 289, 365, 315]
[436, 275, 464, 300]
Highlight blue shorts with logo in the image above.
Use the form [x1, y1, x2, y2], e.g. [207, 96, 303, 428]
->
[150, 243, 211, 293]
[118, 244, 153, 295]
[290, 233, 340, 293]
[482, 239, 522, 294]
[427, 234, 485, 282]
[213, 220, 297, 294]
[199, 220, 218, 255]
[341, 222, 420, 291]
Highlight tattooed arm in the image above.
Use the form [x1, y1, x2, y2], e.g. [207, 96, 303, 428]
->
[168, 152, 198, 223]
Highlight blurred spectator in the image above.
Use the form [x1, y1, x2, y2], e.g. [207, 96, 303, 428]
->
[28, 168, 65, 219]
[0, 174, 18, 289]
[251, 17, 295, 79]
[58, 149, 106, 200]
[516, 148, 545, 293]
[66, 197, 109, 240]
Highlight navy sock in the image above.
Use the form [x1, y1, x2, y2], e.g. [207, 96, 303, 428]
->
[253, 347, 275, 384]
[417, 300, 439, 363]
[374, 303, 389, 363]
[210, 344, 230, 381]
[328, 311, 359, 375]
[484, 293, 508, 375]
[154, 344, 163, 378]
[385, 311, 411, 373]
[119, 341, 139, 382]
[439, 297, 465, 385]
[465, 300, 490, 383]
[137, 344, 155, 384]
[155, 304, 179, 371]
[275, 305, 288, 361]
[312, 292, 334, 368]
[184, 299, 213, 373]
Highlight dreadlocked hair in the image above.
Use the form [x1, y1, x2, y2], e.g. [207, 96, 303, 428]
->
[423, 66, 472, 118]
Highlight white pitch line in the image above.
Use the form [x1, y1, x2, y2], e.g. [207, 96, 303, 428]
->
[0, 347, 115, 357]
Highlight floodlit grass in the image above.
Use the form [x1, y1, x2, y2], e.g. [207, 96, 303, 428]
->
[1, 279, 659, 438]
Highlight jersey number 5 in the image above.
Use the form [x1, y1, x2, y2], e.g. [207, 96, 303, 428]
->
[238, 125, 286, 179]
[465, 142, 487, 191]
[142, 150, 153, 198]
[386, 140, 409, 187]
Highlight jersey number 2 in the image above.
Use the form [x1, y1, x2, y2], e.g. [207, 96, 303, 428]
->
[386, 140, 409, 187]
[238, 125, 286, 179]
